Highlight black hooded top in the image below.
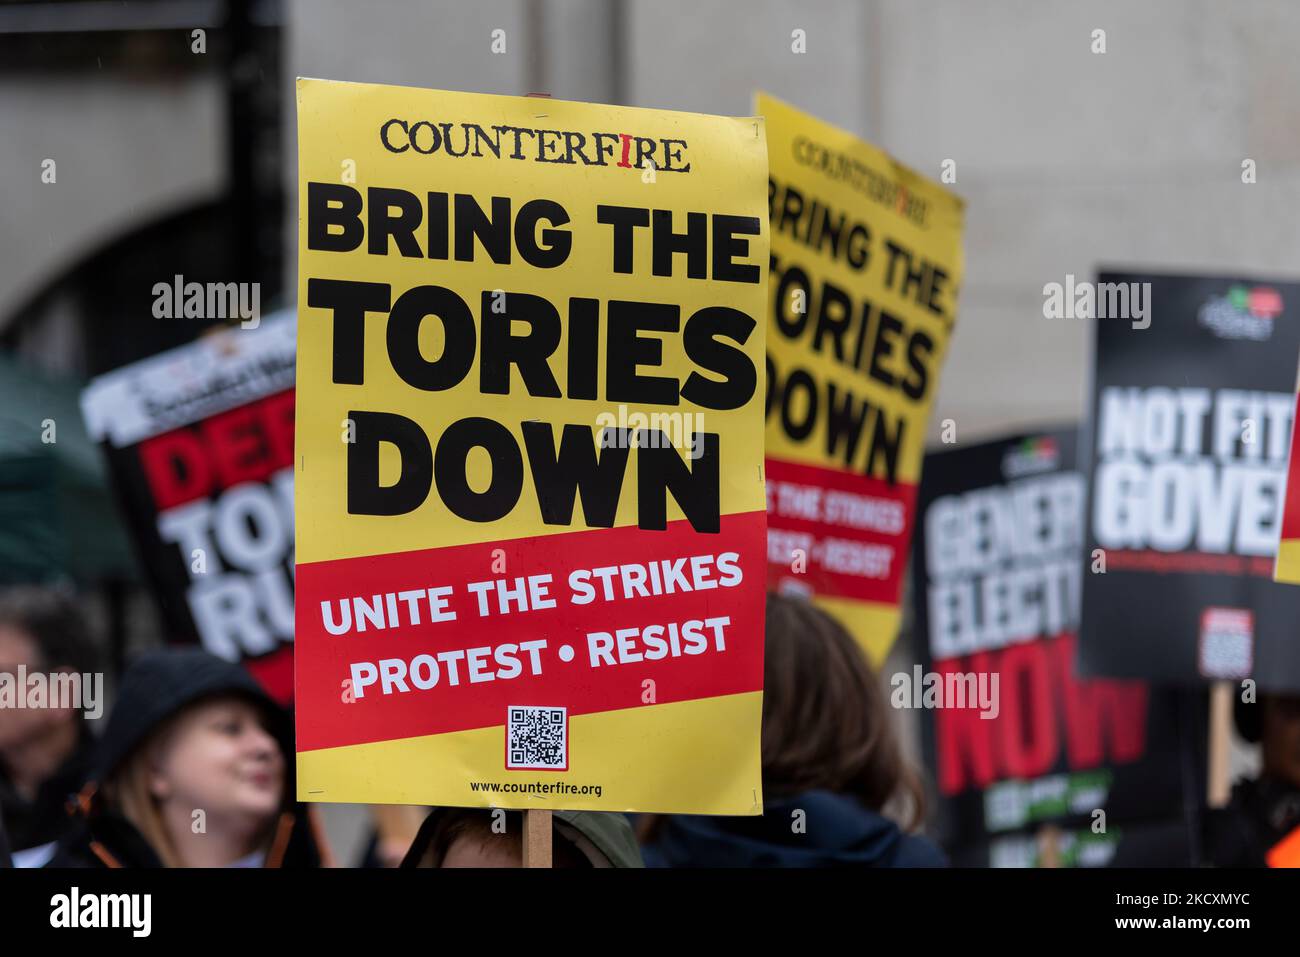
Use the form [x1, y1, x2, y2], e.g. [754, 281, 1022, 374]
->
[46, 647, 325, 868]
[641, 790, 947, 868]
[0, 724, 95, 865]
[1203, 774, 1300, 867]
[0, 804, 12, 868]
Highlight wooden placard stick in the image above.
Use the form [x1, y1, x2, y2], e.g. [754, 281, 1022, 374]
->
[1207, 681, 1233, 808]
[522, 809, 553, 868]
[520, 84, 555, 873]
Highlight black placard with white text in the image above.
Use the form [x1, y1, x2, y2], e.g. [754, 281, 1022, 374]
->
[79, 314, 296, 702]
[1080, 271, 1300, 691]
[912, 429, 1204, 866]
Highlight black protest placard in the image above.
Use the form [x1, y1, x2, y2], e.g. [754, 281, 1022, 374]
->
[79, 314, 296, 702]
[912, 429, 1204, 866]
[1079, 271, 1300, 691]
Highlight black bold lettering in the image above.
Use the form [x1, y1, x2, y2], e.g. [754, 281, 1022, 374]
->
[454, 194, 511, 264]
[306, 278, 391, 385]
[479, 292, 562, 397]
[522, 422, 629, 527]
[868, 309, 903, 388]
[774, 264, 812, 339]
[711, 214, 761, 284]
[651, 210, 707, 279]
[566, 297, 600, 401]
[514, 199, 572, 268]
[606, 300, 680, 404]
[637, 433, 719, 533]
[348, 411, 432, 516]
[426, 192, 449, 260]
[597, 205, 649, 274]
[812, 279, 853, 361]
[307, 182, 363, 252]
[780, 369, 818, 442]
[778, 185, 804, 237]
[903, 330, 934, 400]
[367, 187, 424, 258]
[867, 413, 904, 484]
[386, 285, 476, 391]
[824, 384, 871, 467]
[433, 418, 523, 523]
[846, 224, 870, 271]
[680, 306, 756, 410]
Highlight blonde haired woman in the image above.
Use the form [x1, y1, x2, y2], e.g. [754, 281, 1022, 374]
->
[50, 649, 329, 868]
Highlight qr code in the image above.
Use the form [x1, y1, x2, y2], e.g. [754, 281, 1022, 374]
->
[507, 706, 567, 770]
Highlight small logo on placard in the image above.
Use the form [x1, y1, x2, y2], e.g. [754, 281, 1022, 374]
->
[1198, 285, 1283, 341]
[1198, 607, 1254, 678]
[1002, 436, 1059, 478]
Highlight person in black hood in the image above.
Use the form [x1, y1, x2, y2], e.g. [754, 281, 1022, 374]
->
[1204, 691, 1300, 867]
[48, 647, 330, 868]
[640, 592, 945, 867]
[0, 586, 100, 867]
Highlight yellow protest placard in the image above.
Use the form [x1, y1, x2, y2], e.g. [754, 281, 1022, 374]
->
[758, 92, 964, 665]
[1277, 370, 1300, 583]
[295, 79, 769, 814]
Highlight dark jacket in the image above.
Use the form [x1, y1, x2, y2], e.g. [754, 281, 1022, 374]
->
[0, 726, 95, 866]
[641, 790, 947, 868]
[402, 807, 643, 867]
[0, 805, 12, 868]
[46, 648, 325, 868]
[1204, 775, 1300, 867]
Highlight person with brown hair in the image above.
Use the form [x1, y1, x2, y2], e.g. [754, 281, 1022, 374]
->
[639, 591, 945, 867]
[48, 648, 330, 868]
[0, 585, 100, 867]
[401, 807, 643, 868]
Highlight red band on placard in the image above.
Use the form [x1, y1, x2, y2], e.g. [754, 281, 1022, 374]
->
[295, 511, 767, 752]
[1281, 394, 1300, 541]
[764, 456, 915, 604]
[137, 390, 295, 511]
[243, 645, 295, 706]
